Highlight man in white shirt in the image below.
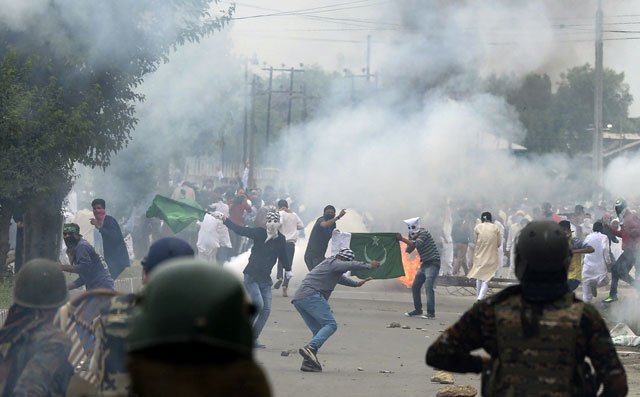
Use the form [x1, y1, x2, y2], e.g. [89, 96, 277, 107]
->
[274, 199, 304, 297]
[582, 221, 611, 302]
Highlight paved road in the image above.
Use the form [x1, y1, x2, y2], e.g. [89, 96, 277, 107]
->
[254, 282, 482, 397]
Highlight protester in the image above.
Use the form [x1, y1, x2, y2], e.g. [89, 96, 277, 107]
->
[0, 259, 73, 396]
[228, 191, 252, 256]
[221, 210, 291, 348]
[398, 217, 441, 319]
[93, 237, 194, 396]
[582, 221, 611, 302]
[197, 210, 223, 263]
[91, 198, 131, 279]
[292, 248, 378, 372]
[604, 198, 640, 303]
[274, 199, 304, 297]
[559, 220, 594, 293]
[127, 259, 271, 397]
[304, 206, 346, 271]
[61, 223, 115, 290]
[426, 221, 628, 397]
[451, 210, 470, 276]
[467, 212, 501, 300]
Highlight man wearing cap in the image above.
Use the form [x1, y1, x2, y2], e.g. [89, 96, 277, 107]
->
[0, 259, 73, 396]
[221, 210, 291, 348]
[293, 248, 379, 372]
[397, 217, 441, 319]
[93, 237, 194, 396]
[304, 205, 346, 270]
[91, 198, 131, 279]
[61, 223, 115, 291]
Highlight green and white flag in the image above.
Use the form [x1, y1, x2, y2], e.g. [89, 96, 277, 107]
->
[145, 194, 206, 234]
[332, 231, 405, 280]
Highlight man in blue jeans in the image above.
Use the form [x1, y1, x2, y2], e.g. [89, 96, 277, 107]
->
[292, 248, 379, 372]
[221, 210, 292, 348]
[397, 217, 441, 319]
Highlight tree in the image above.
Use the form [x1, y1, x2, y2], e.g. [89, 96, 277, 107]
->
[553, 64, 633, 154]
[0, 0, 233, 263]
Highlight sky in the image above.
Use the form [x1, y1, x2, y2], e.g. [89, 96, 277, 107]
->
[225, 0, 640, 117]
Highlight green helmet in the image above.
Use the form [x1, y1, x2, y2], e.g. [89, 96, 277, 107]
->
[128, 259, 253, 358]
[514, 221, 571, 281]
[14, 258, 68, 309]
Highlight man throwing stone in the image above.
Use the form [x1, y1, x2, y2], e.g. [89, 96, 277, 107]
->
[292, 248, 379, 372]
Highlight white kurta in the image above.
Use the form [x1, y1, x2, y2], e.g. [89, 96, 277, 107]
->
[197, 213, 222, 260]
[582, 231, 609, 282]
[467, 222, 501, 281]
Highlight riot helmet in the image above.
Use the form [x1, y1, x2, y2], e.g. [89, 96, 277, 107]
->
[128, 259, 254, 358]
[514, 221, 571, 282]
[14, 258, 68, 309]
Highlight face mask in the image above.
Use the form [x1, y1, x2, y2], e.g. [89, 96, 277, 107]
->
[324, 213, 334, 221]
[265, 222, 279, 242]
[64, 236, 78, 248]
[408, 225, 420, 239]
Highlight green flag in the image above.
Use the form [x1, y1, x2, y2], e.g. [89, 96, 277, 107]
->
[145, 195, 206, 234]
[349, 232, 405, 280]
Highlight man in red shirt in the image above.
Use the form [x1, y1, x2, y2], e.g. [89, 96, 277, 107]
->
[603, 198, 640, 303]
[229, 191, 252, 256]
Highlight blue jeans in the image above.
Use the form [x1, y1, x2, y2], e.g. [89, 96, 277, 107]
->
[292, 293, 337, 351]
[412, 265, 439, 316]
[243, 274, 273, 341]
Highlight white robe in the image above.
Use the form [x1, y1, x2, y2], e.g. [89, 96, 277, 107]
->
[468, 222, 501, 281]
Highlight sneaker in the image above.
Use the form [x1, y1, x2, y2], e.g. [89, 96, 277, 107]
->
[602, 296, 618, 303]
[299, 346, 321, 369]
[273, 279, 283, 289]
[282, 286, 288, 297]
[404, 309, 423, 317]
[301, 358, 322, 372]
[421, 314, 435, 319]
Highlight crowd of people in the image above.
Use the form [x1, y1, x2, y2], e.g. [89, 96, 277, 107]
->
[0, 184, 636, 395]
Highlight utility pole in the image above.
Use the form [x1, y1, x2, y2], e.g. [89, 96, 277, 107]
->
[366, 35, 371, 82]
[593, 0, 604, 200]
[242, 62, 248, 164]
[248, 76, 257, 189]
[287, 67, 295, 127]
[265, 67, 273, 145]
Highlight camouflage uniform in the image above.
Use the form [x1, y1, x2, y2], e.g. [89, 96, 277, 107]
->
[427, 285, 627, 396]
[0, 313, 73, 397]
[94, 293, 136, 397]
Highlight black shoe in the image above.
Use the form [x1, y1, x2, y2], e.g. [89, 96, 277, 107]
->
[273, 279, 283, 289]
[301, 358, 322, 372]
[404, 309, 422, 317]
[299, 346, 321, 370]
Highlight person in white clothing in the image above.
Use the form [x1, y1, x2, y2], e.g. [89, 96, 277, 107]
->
[467, 212, 501, 300]
[274, 199, 305, 296]
[581, 221, 611, 302]
[197, 212, 222, 263]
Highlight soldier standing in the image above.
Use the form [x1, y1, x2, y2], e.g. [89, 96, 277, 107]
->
[426, 221, 628, 396]
[0, 259, 73, 396]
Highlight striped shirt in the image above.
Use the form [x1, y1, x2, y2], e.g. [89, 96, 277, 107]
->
[415, 229, 440, 266]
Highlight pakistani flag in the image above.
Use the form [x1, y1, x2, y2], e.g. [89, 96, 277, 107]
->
[332, 231, 405, 280]
[145, 195, 206, 234]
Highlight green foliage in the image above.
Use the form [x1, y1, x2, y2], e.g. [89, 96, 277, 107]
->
[486, 64, 633, 155]
[0, 1, 234, 208]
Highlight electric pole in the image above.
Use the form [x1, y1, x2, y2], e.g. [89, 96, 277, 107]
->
[593, 0, 604, 200]
[242, 62, 248, 164]
[249, 76, 257, 189]
[287, 67, 295, 127]
[265, 67, 273, 145]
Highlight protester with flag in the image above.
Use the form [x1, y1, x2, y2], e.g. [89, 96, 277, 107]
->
[397, 217, 441, 319]
[292, 248, 379, 373]
[218, 210, 292, 349]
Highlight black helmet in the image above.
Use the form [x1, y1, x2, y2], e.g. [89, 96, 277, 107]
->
[614, 198, 627, 218]
[514, 221, 571, 281]
[14, 259, 68, 309]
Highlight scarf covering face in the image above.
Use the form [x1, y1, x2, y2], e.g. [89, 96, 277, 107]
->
[265, 211, 280, 242]
[93, 207, 107, 227]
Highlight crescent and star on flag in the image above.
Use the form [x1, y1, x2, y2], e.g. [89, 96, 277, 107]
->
[363, 235, 388, 265]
